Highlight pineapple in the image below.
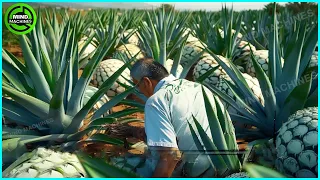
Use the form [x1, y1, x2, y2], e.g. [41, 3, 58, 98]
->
[114, 44, 145, 61]
[180, 40, 205, 67]
[123, 29, 140, 46]
[84, 86, 110, 116]
[183, 28, 199, 43]
[3, 148, 86, 178]
[235, 41, 257, 60]
[92, 59, 132, 98]
[78, 37, 97, 59]
[216, 73, 264, 114]
[275, 107, 318, 178]
[193, 53, 229, 87]
[245, 50, 284, 77]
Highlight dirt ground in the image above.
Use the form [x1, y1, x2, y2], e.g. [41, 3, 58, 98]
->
[3, 45, 24, 65]
[80, 103, 249, 160]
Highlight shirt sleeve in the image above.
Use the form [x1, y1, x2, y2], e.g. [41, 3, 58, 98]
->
[144, 99, 178, 148]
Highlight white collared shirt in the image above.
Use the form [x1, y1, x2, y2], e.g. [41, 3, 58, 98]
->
[144, 74, 214, 160]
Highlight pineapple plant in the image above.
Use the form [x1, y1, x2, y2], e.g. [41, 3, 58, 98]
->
[91, 58, 183, 99]
[180, 40, 205, 67]
[241, 10, 270, 50]
[165, 59, 184, 78]
[234, 41, 257, 65]
[91, 59, 132, 98]
[191, 6, 243, 63]
[184, 28, 200, 43]
[122, 29, 140, 46]
[138, 6, 196, 80]
[2, 11, 138, 177]
[114, 44, 145, 61]
[206, 3, 318, 172]
[245, 50, 284, 77]
[89, 10, 130, 55]
[120, 9, 144, 46]
[275, 107, 318, 178]
[215, 73, 264, 115]
[193, 53, 230, 87]
[191, 6, 248, 88]
[84, 86, 110, 116]
[78, 38, 96, 58]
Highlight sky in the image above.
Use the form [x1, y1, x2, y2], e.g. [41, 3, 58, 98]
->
[146, 2, 288, 11]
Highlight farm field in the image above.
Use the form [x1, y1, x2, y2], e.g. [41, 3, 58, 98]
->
[2, 2, 318, 178]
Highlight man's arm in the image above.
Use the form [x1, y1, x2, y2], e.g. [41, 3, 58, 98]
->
[150, 147, 181, 178]
[144, 97, 180, 177]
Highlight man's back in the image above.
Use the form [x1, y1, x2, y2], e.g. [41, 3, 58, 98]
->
[145, 76, 214, 164]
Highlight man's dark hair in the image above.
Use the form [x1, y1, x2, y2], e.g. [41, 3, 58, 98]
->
[130, 58, 169, 81]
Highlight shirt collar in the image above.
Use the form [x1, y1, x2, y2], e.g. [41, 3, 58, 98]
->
[153, 74, 177, 93]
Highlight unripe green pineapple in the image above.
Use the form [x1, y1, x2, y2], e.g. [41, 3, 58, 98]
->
[275, 107, 318, 178]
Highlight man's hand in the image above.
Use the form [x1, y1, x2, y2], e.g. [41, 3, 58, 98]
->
[150, 147, 181, 178]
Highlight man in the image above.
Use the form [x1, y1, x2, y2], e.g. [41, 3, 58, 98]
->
[130, 58, 216, 177]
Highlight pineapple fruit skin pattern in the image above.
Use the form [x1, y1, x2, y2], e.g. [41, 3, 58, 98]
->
[275, 107, 318, 178]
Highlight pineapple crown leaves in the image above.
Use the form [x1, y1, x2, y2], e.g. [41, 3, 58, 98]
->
[120, 9, 145, 31]
[187, 86, 241, 177]
[91, 10, 131, 54]
[205, 3, 317, 138]
[138, 7, 191, 67]
[191, 6, 243, 60]
[2, 11, 136, 163]
[138, 7, 202, 79]
[241, 10, 270, 50]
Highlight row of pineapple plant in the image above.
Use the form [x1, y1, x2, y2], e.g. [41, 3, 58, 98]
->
[82, 4, 317, 178]
[203, 4, 318, 177]
[2, 9, 145, 177]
